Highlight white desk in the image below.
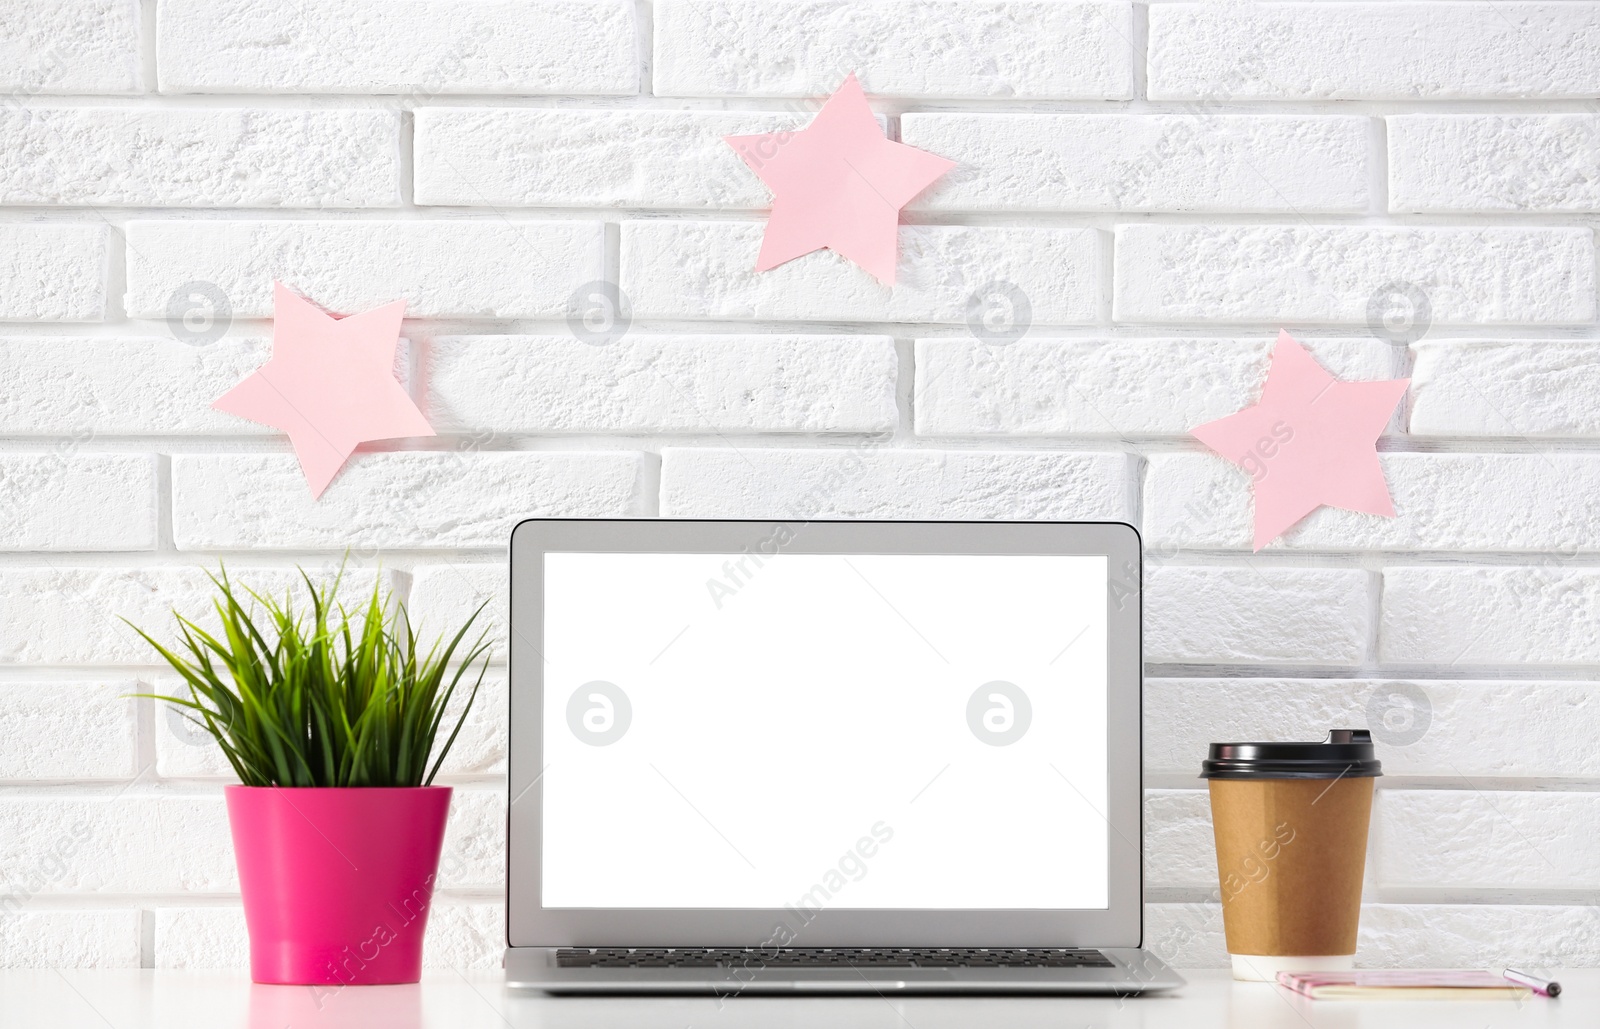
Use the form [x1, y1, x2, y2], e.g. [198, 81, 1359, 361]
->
[0, 969, 1588, 1028]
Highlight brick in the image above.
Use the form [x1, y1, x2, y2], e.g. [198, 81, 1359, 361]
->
[407, 565, 508, 667]
[152, 907, 244, 968]
[434, 674, 508, 776]
[622, 222, 1100, 323]
[424, 900, 504, 969]
[1380, 791, 1600, 889]
[152, 673, 237, 779]
[0, 794, 235, 893]
[416, 109, 823, 208]
[0, 453, 156, 550]
[1381, 566, 1600, 666]
[1146, 678, 1600, 778]
[1359, 904, 1600, 969]
[1150, 903, 1600, 969]
[1409, 340, 1600, 438]
[437, 787, 505, 889]
[1148, 2, 1600, 100]
[654, 0, 1134, 99]
[1390, 114, 1600, 213]
[0, 681, 137, 779]
[0, 224, 109, 321]
[0, 108, 398, 207]
[914, 337, 1398, 437]
[172, 452, 647, 550]
[426, 335, 897, 434]
[0, 911, 142, 968]
[157, 0, 635, 94]
[1146, 565, 1369, 666]
[0, 565, 399, 665]
[123, 220, 604, 319]
[1145, 788, 1216, 889]
[659, 448, 1134, 519]
[155, 898, 502, 969]
[2, 0, 140, 94]
[1146, 903, 1225, 967]
[0, 337, 396, 436]
[902, 114, 1368, 213]
[1145, 452, 1600, 553]
[1113, 225, 1595, 325]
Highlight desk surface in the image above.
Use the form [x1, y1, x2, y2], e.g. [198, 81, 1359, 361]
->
[1, 968, 1589, 1028]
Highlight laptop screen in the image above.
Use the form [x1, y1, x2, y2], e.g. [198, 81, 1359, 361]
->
[540, 551, 1109, 911]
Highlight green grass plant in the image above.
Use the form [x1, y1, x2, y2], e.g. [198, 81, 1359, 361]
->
[129, 566, 489, 787]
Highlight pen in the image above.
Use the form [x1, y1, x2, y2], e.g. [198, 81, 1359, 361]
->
[1503, 968, 1561, 997]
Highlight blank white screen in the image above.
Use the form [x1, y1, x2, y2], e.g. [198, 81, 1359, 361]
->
[541, 552, 1109, 910]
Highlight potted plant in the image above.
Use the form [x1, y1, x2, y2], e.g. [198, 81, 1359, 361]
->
[131, 567, 490, 985]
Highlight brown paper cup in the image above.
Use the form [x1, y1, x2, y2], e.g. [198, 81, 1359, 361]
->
[1201, 729, 1381, 982]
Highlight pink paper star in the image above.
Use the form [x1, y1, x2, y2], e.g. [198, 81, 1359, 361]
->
[1191, 331, 1410, 550]
[725, 73, 956, 285]
[213, 283, 434, 498]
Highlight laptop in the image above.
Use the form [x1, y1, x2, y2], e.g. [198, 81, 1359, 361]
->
[504, 518, 1183, 995]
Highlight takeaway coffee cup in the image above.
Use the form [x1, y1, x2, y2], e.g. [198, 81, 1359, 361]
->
[1201, 729, 1382, 982]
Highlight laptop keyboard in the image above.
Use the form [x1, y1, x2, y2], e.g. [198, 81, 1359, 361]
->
[556, 947, 1114, 969]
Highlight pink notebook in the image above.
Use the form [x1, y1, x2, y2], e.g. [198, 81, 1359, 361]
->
[1278, 970, 1533, 1001]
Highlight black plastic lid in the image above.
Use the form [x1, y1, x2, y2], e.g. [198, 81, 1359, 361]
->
[1200, 729, 1382, 780]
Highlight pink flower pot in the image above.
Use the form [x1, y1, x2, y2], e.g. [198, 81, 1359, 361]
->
[225, 785, 453, 985]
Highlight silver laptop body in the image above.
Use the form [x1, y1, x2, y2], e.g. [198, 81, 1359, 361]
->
[503, 519, 1182, 995]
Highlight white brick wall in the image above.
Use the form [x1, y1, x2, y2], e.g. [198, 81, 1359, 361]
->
[415, 110, 818, 208]
[915, 337, 1400, 437]
[1, 0, 141, 95]
[1381, 566, 1600, 666]
[4, 0, 1597, 975]
[902, 115, 1370, 213]
[653, 0, 1136, 99]
[1145, 566, 1369, 666]
[0, 225, 109, 321]
[124, 220, 605, 319]
[1114, 225, 1596, 325]
[0, 337, 368, 435]
[1145, 678, 1600, 777]
[0, 109, 400, 207]
[425, 335, 897, 434]
[0, 681, 137, 779]
[1147, 3, 1600, 100]
[1409, 340, 1600, 437]
[660, 448, 1134, 519]
[170, 452, 648, 549]
[621, 222, 1102, 322]
[157, 0, 637, 94]
[407, 565, 510, 664]
[1388, 115, 1600, 214]
[1144, 453, 1600, 552]
[0, 453, 157, 550]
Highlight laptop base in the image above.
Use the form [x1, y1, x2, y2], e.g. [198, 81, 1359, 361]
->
[505, 946, 1185, 994]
